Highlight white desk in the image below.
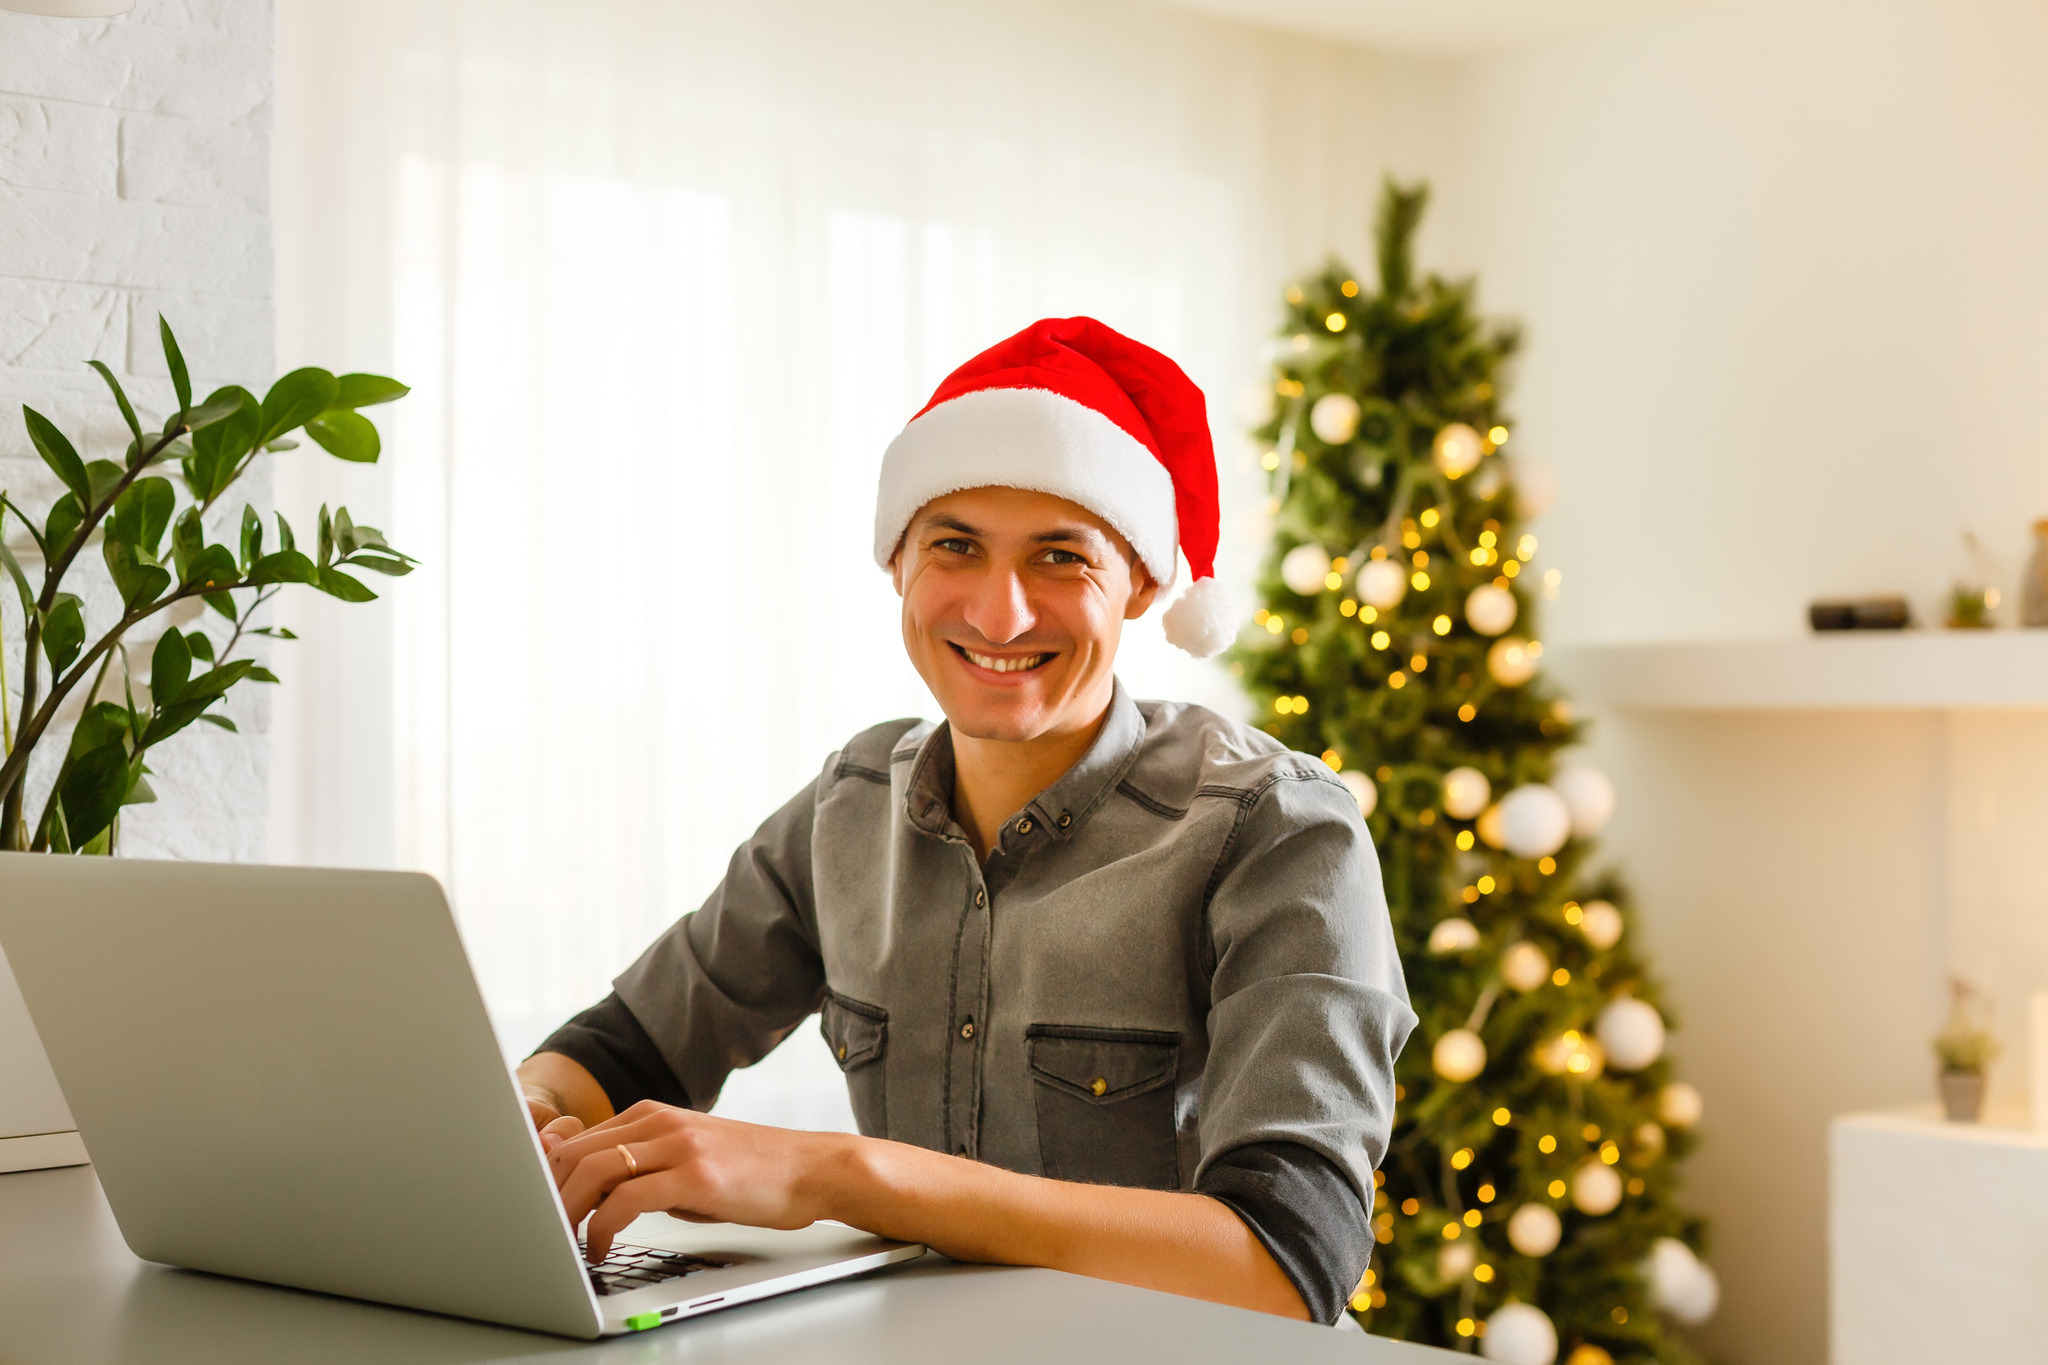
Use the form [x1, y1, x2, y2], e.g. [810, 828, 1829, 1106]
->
[0, 1164, 1455, 1364]
[1830, 1105, 2048, 1365]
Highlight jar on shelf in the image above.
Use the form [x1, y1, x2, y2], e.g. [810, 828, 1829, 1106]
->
[2024, 519, 2048, 627]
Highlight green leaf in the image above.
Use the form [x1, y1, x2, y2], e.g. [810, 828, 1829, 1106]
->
[332, 374, 409, 408]
[246, 665, 279, 684]
[87, 360, 144, 445]
[171, 507, 204, 582]
[245, 549, 318, 586]
[40, 594, 84, 676]
[45, 802, 71, 854]
[151, 628, 191, 704]
[334, 505, 357, 554]
[204, 591, 238, 621]
[23, 407, 89, 503]
[276, 513, 297, 555]
[123, 767, 157, 806]
[185, 386, 254, 433]
[85, 459, 124, 510]
[58, 740, 130, 849]
[68, 701, 132, 759]
[264, 438, 300, 452]
[0, 529, 35, 622]
[258, 368, 339, 445]
[317, 504, 333, 568]
[251, 626, 297, 641]
[181, 544, 240, 592]
[187, 387, 261, 502]
[198, 714, 238, 732]
[41, 493, 81, 556]
[239, 504, 263, 571]
[185, 632, 216, 663]
[345, 553, 414, 577]
[177, 658, 256, 703]
[109, 477, 175, 560]
[304, 408, 380, 463]
[315, 566, 376, 603]
[159, 316, 192, 415]
[103, 540, 172, 610]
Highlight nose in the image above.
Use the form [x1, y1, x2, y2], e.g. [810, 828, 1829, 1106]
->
[961, 563, 1035, 645]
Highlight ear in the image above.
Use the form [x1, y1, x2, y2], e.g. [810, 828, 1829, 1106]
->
[1124, 559, 1161, 620]
[888, 541, 906, 596]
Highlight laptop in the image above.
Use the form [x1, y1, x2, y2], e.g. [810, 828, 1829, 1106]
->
[0, 855, 924, 1338]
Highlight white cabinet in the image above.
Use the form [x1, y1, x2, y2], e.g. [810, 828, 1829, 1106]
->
[1830, 1107, 2048, 1364]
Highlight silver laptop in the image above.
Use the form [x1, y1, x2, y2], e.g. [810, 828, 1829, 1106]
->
[0, 855, 923, 1338]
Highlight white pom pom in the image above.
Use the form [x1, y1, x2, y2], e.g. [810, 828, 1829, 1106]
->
[1161, 577, 1236, 658]
[1553, 766, 1615, 837]
[1481, 1303, 1558, 1365]
[1646, 1238, 1720, 1325]
[1596, 997, 1666, 1071]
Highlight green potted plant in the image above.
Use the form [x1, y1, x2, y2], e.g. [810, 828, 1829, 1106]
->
[1933, 977, 2000, 1122]
[1, 317, 412, 854]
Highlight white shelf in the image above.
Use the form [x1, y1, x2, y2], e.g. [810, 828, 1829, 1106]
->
[1547, 631, 2048, 711]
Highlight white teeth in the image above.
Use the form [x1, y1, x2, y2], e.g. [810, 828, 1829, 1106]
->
[963, 649, 1048, 674]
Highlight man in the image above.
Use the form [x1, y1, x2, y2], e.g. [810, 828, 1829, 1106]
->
[519, 317, 1415, 1324]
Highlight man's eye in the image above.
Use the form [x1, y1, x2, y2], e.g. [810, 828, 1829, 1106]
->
[934, 538, 975, 555]
[1044, 549, 1085, 566]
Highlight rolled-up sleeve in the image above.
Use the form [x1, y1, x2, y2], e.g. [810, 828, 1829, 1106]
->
[1193, 769, 1416, 1321]
[600, 773, 830, 1112]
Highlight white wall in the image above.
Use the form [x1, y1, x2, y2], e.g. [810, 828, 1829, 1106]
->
[1413, 2, 2048, 1360]
[0, 0, 276, 861]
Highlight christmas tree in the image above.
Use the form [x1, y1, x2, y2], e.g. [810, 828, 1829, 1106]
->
[1230, 182, 1716, 1365]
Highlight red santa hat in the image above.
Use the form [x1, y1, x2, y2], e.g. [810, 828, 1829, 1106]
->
[871, 316, 1236, 657]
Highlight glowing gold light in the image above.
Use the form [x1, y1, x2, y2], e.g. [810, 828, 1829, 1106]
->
[1293, 695, 1309, 712]
[1452, 1147, 1474, 1169]
[1519, 535, 1537, 559]
[1583, 1124, 1601, 1141]
[1260, 450, 1280, 470]
[1433, 615, 1452, 635]
[1285, 285, 1305, 304]
[1488, 425, 1509, 444]
[1612, 1308, 1628, 1325]
[1456, 830, 1475, 850]
[1492, 1108, 1511, 1126]
[1326, 312, 1347, 332]
[1402, 1198, 1420, 1216]
[1470, 548, 1489, 566]
[1413, 550, 1430, 567]
[1477, 875, 1496, 894]
[1549, 1179, 1567, 1198]
[1473, 1264, 1495, 1283]
[1552, 967, 1571, 986]
[1464, 1209, 1482, 1227]
[1371, 630, 1391, 650]
[1462, 887, 1480, 904]
[1420, 507, 1441, 528]
[1538, 856, 1556, 875]
[1417, 809, 1435, 824]
[1265, 616, 1283, 635]
[1627, 1178, 1646, 1195]
[1538, 1134, 1557, 1153]
[1274, 697, 1293, 715]
[1389, 672, 1408, 689]
[1502, 559, 1520, 579]
[1341, 279, 1359, 297]
[1478, 1183, 1497, 1201]
[1412, 571, 1431, 590]
[1456, 1319, 1475, 1338]
[1479, 529, 1497, 548]
[1291, 627, 1309, 644]
[1600, 1141, 1621, 1165]
[1458, 702, 1477, 722]
[1324, 571, 1343, 590]
[1562, 901, 1583, 925]
[1411, 654, 1428, 672]
[1340, 598, 1358, 617]
[1322, 749, 1343, 769]
[1442, 1223, 1461, 1240]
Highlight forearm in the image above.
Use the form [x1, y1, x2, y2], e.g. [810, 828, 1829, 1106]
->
[822, 1137, 1310, 1320]
[518, 1051, 616, 1129]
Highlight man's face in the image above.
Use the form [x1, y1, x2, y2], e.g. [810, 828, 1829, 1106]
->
[890, 486, 1159, 744]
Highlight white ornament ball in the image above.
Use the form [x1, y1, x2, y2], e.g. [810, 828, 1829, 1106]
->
[1476, 802, 1507, 850]
[1309, 392, 1361, 444]
[1441, 766, 1492, 820]
[1646, 1237, 1720, 1325]
[1356, 558, 1408, 610]
[1659, 1081, 1705, 1128]
[1433, 422, 1485, 480]
[1595, 997, 1666, 1071]
[1511, 456, 1559, 518]
[1432, 1028, 1487, 1082]
[1501, 940, 1551, 992]
[1552, 767, 1616, 837]
[1497, 784, 1572, 859]
[1339, 769, 1378, 818]
[1634, 1121, 1667, 1156]
[1280, 543, 1333, 596]
[1570, 1159, 1623, 1216]
[1466, 583, 1518, 636]
[1428, 918, 1481, 955]
[1487, 637, 1539, 687]
[1506, 1202, 1563, 1257]
[1437, 1238, 1477, 1282]
[1578, 899, 1623, 950]
[1481, 1302, 1559, 1365]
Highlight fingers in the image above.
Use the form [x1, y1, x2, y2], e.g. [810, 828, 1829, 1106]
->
[524, 1095, 562, 1132]
[583, 1175, 669, 1261]
[540, 1114, 584, 1154]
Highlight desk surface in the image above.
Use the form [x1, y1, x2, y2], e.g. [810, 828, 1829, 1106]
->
[2, 1165, 1455, 1364]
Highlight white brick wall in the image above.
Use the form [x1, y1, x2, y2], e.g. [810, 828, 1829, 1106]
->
[0, 0, 274, 861]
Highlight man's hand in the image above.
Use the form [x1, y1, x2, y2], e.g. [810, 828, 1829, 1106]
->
[541, 1099, 1310, 1320]
[516, 1052, 615, 1145]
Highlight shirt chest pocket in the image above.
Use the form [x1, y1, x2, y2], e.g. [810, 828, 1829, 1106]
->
[1025, 1024, 1180, 1190]
[819, 991, 888, 1138]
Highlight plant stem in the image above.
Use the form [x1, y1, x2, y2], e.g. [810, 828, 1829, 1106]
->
[28, 645, 124, 852]
[0, 425, 185, 846]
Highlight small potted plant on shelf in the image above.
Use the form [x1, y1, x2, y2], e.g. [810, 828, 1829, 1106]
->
[1932, 977, 1999, 1122]
[0, 317, 412, 854]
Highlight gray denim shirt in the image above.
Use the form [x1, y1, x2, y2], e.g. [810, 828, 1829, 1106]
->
[613, 681, 1415, 1212]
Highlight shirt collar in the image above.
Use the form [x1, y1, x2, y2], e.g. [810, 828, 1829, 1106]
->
[902, 679, 1148, 842]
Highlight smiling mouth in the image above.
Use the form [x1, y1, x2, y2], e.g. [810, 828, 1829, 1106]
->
[951, 643, 1054, 674]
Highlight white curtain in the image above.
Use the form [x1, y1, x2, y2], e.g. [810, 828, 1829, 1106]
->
[274, 0, 1414, 1126]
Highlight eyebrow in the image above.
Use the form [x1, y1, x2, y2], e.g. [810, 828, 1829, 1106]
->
[921, 516, 1104, 546]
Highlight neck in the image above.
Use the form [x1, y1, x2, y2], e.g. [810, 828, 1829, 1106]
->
[949, 695, 1113, 862]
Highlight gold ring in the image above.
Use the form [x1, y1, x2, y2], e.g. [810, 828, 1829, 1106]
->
[617, 1144, 639, 1179]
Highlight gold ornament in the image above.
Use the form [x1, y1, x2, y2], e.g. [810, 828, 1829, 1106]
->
[1535, 1030, 1607, 1079]
[1566, 1347, 1615, 1365]
[1433, 422, 1484, 478]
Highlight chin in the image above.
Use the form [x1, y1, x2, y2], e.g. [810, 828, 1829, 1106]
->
[938, 693, 1056, 743]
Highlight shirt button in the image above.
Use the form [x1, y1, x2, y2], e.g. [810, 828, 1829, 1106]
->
[974, 888, 986, 908]
[1058, 811, 1072, 828]
[960, 1020, 976, 1040]
[1090, 1077, 1107, 1096]
[1016, 816, 1034, 835]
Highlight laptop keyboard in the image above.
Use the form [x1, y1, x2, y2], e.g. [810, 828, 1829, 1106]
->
[583, 1242, 735, 1297]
